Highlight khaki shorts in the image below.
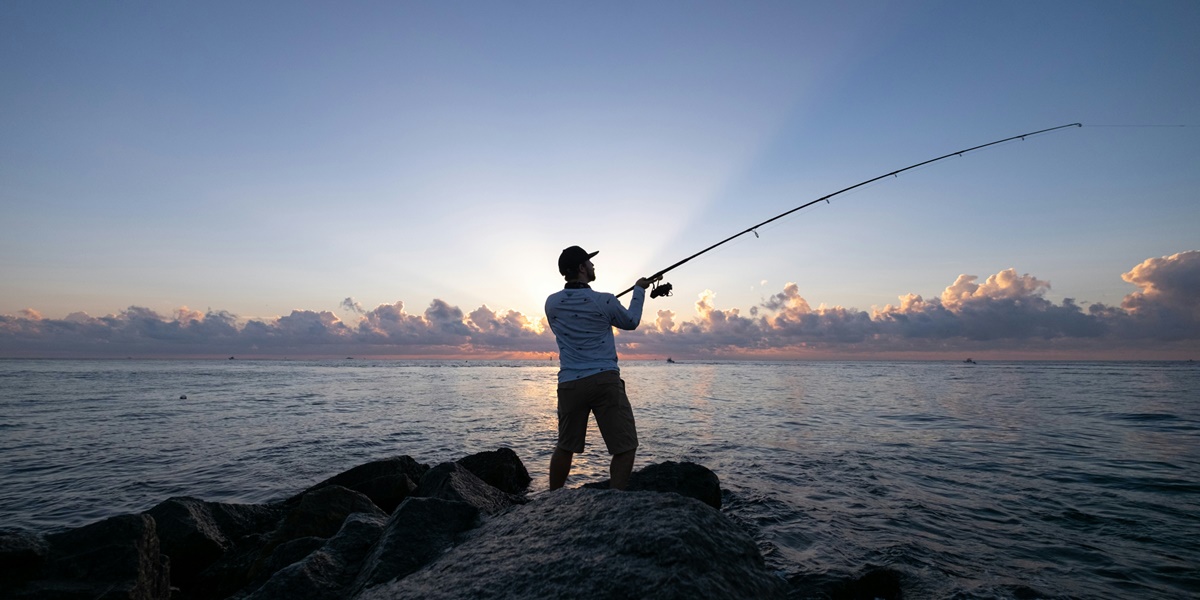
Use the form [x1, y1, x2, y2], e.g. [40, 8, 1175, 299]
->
[556, 371, 638, 455]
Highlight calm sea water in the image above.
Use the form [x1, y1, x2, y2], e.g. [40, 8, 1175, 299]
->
[1, 359, 1197, 599]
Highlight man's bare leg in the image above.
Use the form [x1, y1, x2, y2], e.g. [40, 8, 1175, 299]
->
[609, 449, 636, 490]
[549, 447, 574, 490]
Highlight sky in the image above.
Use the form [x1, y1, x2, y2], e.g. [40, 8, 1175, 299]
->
[2, 1, 1198, 360]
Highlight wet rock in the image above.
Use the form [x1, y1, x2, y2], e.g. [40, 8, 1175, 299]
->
[412, 462, 525, 516]
[582, 461, 723, 509]
[352, 497, 480, 591]
[145, 496, 282, 589]
[243, 513, 387, 600]
[455, 448, 532, 495]
[5, 514, 170, 600]
[358, 488, 786, 600]
[286, 456, 429, 514]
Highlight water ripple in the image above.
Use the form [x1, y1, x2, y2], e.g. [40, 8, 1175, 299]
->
[2, 359, 1198, 599]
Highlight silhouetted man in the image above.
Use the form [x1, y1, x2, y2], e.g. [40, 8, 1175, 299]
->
[545, 246, 651, 490]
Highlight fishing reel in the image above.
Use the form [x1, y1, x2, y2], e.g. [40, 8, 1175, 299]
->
[650, 281, 673, 299]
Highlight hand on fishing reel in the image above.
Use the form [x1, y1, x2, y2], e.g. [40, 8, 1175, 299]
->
[635, 275, 672, 299]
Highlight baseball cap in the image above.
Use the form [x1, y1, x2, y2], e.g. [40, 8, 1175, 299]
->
[558, 246, 599, 275]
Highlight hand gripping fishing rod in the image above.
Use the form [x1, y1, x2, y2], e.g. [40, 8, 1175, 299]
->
[617, 122, 1082, 299]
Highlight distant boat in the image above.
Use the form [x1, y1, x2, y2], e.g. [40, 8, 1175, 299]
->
[963, 358, 977, 364]
[667, 358, 676, 364]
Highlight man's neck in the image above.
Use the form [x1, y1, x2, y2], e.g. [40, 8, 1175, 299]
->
[564, 280, 591, 289]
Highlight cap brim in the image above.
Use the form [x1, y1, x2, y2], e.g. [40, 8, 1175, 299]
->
[587, 251, 599, 258]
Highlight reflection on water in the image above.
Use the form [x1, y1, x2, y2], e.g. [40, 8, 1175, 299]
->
[1, 359, 1198, 598]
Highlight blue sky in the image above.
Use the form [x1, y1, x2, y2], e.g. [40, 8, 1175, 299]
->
[2, 1, 1198, 358]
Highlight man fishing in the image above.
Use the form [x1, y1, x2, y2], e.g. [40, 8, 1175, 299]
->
[546, 246, 652, 490]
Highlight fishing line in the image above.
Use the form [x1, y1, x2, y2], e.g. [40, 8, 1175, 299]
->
[617, 122, 1083, 299]
[1082, 124, 1191, 128]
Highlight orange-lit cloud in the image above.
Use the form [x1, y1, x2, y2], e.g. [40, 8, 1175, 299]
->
[2, 252, 1198, 359]
[1119, 251, 1200, 340]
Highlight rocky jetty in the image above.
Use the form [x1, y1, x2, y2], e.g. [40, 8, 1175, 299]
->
[0, 450, 788, 600]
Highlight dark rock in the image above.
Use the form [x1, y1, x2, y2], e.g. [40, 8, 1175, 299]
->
[455, 448, 532, 495]
[358, 488, 786, 600]
[178, 533, 271, 600]
[179, 485, 383, 600]
[5, 514, 171, 600]
[582, 461, 723, 509]
[145, 496, 282, 589]
[286, 456, 429, 514]
[243, 513, 386, 600]
[257, 536, 326, 579]
[246, 485, 383, 584]
[208, 536, 326, 599]
[412, 462, 524, 516]
[0, 529, 48, 584]
[630, 461, 722, 509]
[349, 475, 418, 514]
[825, 567, 904, 600]
[352, 497, 480, 590]
[265, 485, 385, 553]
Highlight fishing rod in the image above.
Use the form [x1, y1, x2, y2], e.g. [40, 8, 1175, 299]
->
[617, 122, 1082, 299]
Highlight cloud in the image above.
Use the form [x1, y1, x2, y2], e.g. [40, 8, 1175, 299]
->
[939, 269, 1050, 310]
[340, 297, 366, 315]
[1118, 251, 1200, 340]
[2, 252, 1198, 358]
[872, 268, 1106, 342]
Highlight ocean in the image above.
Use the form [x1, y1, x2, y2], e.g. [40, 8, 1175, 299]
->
[1, 359, 1197, 599]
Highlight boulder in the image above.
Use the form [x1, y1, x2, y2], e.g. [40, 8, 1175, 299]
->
[264, 485, 385, 554]
[204, 536, 327, 600]
[825, 568, 904, 600]
[175, 487, 383, 600]
[583, 461, 723, 509]
[256, 537, 327, 580]
[357, 489, 786, 600]
[629, 461, 722, 509]
[177, 533, 271, 600]
[455, 448, 532, 495]
[286, 456, 429, 514]
[352, 497, 480, 591]
[4, 514, 170, 600]
[243, 513, 387, 600]
[145, 496, 282, 589]
[412, 462, 525, 516]
[0, 529, 48, 584]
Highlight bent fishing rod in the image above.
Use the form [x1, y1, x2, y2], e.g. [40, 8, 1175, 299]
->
[617, 122, 1082, 299]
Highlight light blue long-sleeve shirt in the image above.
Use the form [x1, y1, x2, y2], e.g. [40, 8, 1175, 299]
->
[545, 284, 646, 383]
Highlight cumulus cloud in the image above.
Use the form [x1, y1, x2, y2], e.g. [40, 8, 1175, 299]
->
[2, 252, 1198, 358]
[939, 269, 1050, 310]
[620, 253, 1199, 358]
[1118, 251, 1200, 340]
